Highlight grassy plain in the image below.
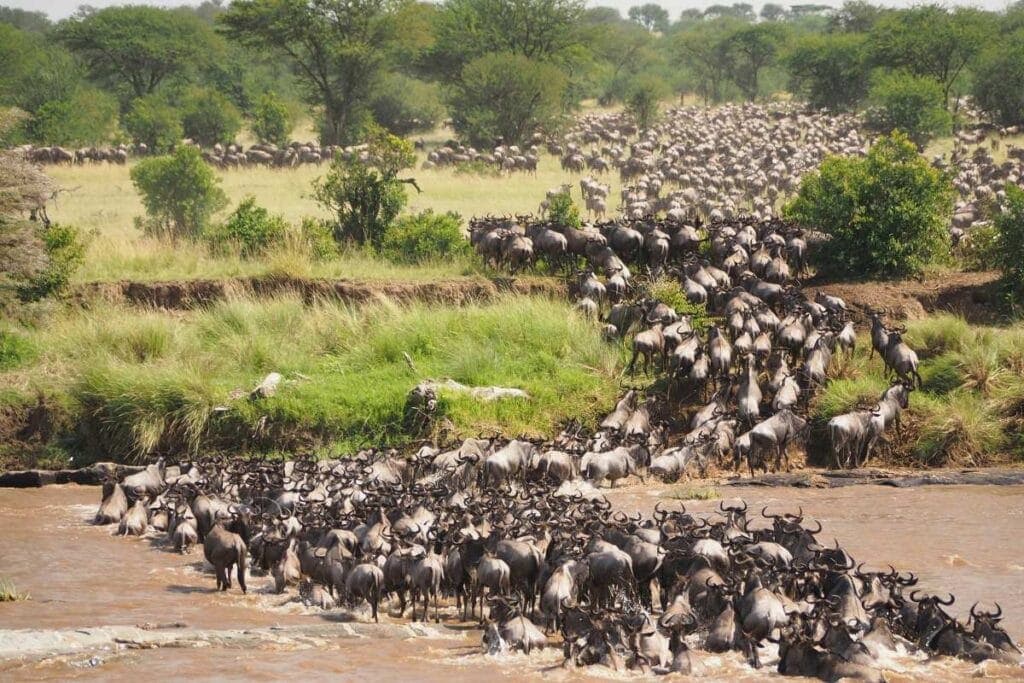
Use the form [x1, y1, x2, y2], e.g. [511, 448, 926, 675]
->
[47, 151, 624, 284]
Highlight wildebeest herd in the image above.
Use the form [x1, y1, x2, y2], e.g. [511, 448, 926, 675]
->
[470, 211, 922, 475]
[95, 448, 1020, 678]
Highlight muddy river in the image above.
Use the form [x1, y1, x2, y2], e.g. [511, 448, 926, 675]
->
[1, 484, 1022, 681]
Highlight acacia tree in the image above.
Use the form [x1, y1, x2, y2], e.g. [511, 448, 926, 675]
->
[628, 3, 669, 33]
[219, 0, 401, 145]
[785, 33, 869, 110]
[726, 23, 785, 101]
[428, 0, 586, 79]
[673, 20, 737, 104]
[57, 7, 213, 101]
[868, 6, 994, 107]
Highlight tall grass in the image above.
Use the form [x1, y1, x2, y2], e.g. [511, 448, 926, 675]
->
[812, 314, 1022, 466]
[1, 295, 624, 463]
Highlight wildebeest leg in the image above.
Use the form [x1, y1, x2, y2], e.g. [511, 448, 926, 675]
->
[237, 560, 247, 594]
[224, 563, 233, 589]
[628, 350, 639, 374]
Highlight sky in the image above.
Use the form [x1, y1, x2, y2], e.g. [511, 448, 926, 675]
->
[5, 0, 1017, 21]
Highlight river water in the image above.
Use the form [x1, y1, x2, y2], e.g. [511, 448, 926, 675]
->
[1, 484, 1022, 681]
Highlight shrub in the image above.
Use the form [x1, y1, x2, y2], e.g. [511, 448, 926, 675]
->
[548, 191, 581, 230]
[180, 87, 242, 147]
[370, 74, 445, 136]
[131, 146, 228, 241]
[125, 95, 182, 153]
[864, 71, 952, 148]
[446, 52, 567, 147]
[381, 210, 467, 264]
[17, 223, 87, 301]
[956, 223, 999, 271]
[312, 125, 416, 249]
[993, 183, 1024, 312]
[206, 196, 288, 258]
[299, 217, 338, 261]
[251, 92, 292, 146]
[625, 77, 666, 132]
[784, 132, 954, 278]
[28, 87, 118, 146]
[648, 277, 711, 331]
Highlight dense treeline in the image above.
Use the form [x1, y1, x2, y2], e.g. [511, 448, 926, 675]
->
[1, 0, 1024, 149]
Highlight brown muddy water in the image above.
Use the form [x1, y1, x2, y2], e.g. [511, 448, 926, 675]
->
[1, 484, 1022, 681]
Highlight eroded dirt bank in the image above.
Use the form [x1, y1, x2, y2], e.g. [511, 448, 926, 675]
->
[72, 274, 565, 310]
[1, 485, 1022, 681]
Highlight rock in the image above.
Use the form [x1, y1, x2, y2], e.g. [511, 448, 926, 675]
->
[251, 372, 283, 399]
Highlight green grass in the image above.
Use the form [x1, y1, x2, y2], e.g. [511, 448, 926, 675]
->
[812, 314, 1024, 466]
[1, 294, 624, 464]
[669, 485, 720, 501]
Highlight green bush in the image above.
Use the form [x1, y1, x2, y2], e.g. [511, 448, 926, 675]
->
[251, 92, 292, 146]
[956, 223, 1000, 272]
[994, 183, 1024, 312]
[381, 210, 467, 264]
[784, 132, 953, 278]
[370, 74, 445, 136]
[446, 52, 567, 147]
[299, 217, 338, 261]
[625, 76, 666, 132]
[648, 277, 712, 331]
[28, 87, 118, 146]
[125, 95, 182, 153]
[206, 196, 288, 258]
[17, 223, 87, 301]
[181, 86, 242, 147]
[864, 71, 952, 148]
[548, 191, 581, 230]
[130, 146, 228, 241]
[312, 125, 416, 249]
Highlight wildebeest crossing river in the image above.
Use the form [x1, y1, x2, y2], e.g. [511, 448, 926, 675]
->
[0, 483, 1021, 681]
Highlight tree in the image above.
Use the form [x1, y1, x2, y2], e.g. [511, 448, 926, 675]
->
[57, 7, 213, 101]
[252, 92, 293, 146]
[218, 0, 401, 145]
[625, 77, 666, 131]
[446, 52, 567, 147]
[0, 7, 51, 33]
[760, 3, 787, 21]
[370, 74, 445, 136]
[864, 71, 952, 148]
[868, 6, 994, 106]
[784, 132, 953, 278]
[673, 20, 736, 104]
[131, 146, 228, 241]
[590, 21, 658, 103]
[993, 184, 1024, 309]
[428, 0, 586, 79]
[125, 96, 183, 153]
[28, 87, 119, 146]
[628, 4, 669, 33]
[784, 33, 869, 111]
[0, 25, 84, 116]
[313, 126, 417, 249]
[180, 87, 242, 147]
[827, 0, 886, 33]
[1, 108, 56, 310]
[971, 31, 1024, 126]
[726, 23, 784, 101]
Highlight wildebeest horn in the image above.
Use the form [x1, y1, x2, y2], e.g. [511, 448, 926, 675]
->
[936, 593, 955, 606]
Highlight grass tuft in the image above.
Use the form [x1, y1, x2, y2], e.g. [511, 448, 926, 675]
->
[0, 577, 29, 602]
